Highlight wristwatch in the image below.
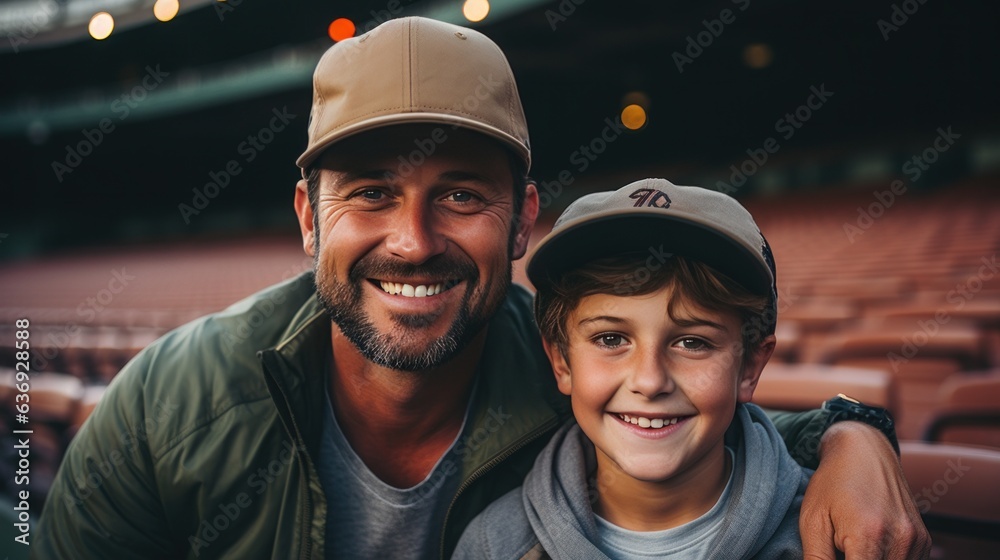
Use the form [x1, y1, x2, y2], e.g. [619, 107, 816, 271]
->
[822, 393, 900, 455]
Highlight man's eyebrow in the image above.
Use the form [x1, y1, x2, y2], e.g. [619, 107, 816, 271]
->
[332, 169, 395, 187]
[437, 170, 498, 185]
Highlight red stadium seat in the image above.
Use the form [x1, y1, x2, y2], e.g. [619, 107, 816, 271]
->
[754, 363, 894, 411]
[899, 442, 1000, 558]
[924, 372, 1000, 449]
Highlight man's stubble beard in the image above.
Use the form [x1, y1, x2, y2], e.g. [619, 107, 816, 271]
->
[313, 248, 512, 372]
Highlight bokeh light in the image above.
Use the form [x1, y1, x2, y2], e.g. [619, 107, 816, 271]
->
[463, 0, 490, 23]
[88, 12, 114, 40]
[328, 18, 356, 42]
[743, 43, 774, 69]
[153, 0, 180, 23]
[621, 104, 647, 130]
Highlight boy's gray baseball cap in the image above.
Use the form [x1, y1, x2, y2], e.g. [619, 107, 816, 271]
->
[526, 178, 778, 332]
[296, 17, 530, 174]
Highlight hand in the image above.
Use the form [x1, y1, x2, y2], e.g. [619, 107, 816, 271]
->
[800, 421, 931, 559]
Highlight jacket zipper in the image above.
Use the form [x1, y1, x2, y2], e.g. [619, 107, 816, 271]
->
[438, 417, 559, 559]
[261, 359, 315, 560]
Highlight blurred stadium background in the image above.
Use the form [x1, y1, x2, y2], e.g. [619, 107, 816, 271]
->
[1, 0, 999, 557]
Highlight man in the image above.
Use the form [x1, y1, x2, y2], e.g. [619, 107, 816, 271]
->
[35, 16, 930, 560]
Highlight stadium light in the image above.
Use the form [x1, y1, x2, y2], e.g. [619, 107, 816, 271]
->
[153, 0, 180, 23]
[463, 0, 490, 23]
[328, 18, 356, 42]
[621, 104, 647, 131]
[88, 12, 114, 40]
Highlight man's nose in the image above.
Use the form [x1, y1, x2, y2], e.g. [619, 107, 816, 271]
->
[384, 200, 448, 265]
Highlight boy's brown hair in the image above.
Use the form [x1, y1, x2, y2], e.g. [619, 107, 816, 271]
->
[535, 253, 771, 367]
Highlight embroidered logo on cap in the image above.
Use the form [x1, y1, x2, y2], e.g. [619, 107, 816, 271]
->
[629, 188, 672, 209]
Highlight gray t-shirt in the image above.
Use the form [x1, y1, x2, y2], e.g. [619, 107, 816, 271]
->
[318, 390, 472, 559]
[594, 447, 736, 560]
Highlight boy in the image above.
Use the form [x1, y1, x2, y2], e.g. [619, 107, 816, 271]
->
[453, 178, 810, 559]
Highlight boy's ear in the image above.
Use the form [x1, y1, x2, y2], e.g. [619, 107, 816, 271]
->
[737, 334, 776, 403]
[542, 337, 573, 396]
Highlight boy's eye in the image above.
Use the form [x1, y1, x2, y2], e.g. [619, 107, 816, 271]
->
[676, 337, 709, 350]
[596, 334, 625, 348]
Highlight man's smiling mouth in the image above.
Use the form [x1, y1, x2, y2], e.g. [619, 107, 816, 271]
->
[375, 279, 461, 298]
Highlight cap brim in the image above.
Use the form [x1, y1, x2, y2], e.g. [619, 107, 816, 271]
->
[296, 112, 531, 173]
[526, 213, 772, 297]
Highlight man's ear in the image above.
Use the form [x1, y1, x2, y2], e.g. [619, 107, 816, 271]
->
[294, 178, 316, 258]
[738, 334, 776, 403]
[542, 337, 573, 396]
[510, 181, 540, 260]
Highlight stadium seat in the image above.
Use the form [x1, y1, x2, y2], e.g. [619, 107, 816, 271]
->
[29, 373, 84, 424]
[899, 442, 1000, 558]
[70, 384, 108, 436]
[924, 372, 1000, 449]
[754, 363, 894, 411]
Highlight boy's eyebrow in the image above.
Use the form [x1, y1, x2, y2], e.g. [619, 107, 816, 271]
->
[672, 316, 730, 332]
[578, 314, 731, 332]
[577, 316, 627, 327]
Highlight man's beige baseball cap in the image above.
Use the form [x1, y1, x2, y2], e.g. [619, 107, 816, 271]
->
[296, 17, 530, 173]
[526, 178, 778, 331]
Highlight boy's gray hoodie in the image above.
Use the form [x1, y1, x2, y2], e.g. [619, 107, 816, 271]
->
[453, 403, 811, 560]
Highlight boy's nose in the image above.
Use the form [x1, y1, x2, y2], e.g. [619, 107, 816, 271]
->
[626, 349, 676, 399]
[384, 200, 448, 265]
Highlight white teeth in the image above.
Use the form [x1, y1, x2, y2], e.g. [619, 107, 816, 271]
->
[617, 414, 683, 429]
[379, 281, 448, 298]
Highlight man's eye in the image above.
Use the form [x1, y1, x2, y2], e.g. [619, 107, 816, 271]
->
[446, 191, 475, 203]
[360, 189, 384, 200]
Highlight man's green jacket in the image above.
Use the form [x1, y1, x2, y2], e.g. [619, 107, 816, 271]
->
[33, 272, 827, 559]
